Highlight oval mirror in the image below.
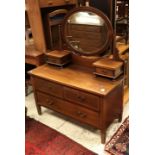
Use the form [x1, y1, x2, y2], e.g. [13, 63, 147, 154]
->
[62, 7, 113, 56]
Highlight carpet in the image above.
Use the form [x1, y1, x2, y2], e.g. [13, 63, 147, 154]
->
[25, 117, 97, 155]
[104, 116, 129, 155]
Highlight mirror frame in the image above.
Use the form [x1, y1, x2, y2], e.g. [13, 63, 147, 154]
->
[62, 6, 114, 56]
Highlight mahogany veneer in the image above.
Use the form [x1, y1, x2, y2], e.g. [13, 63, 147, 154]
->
[29, 64, 123, 143]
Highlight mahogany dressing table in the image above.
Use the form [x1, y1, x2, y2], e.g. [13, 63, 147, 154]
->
[29, 4, 124, 143]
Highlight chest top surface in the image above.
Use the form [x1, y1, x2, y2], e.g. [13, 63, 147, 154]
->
[93, 58, 123, 70]
[45, 50, 71, 58]
[30, 64, 122, 96]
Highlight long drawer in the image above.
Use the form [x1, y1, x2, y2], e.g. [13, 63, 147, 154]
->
[39, 0, 76, 8]
[64, 87, 100, 111]
[36, 91, 100, 128]
[34, 77, 63, 98]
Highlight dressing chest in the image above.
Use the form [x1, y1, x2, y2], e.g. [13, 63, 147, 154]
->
[28, 3, 124, 143]
[30, 64, 123, 143]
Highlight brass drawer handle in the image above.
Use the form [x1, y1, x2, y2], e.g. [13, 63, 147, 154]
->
[45, 99, 54, 105]
[80, 113, 87, 118]
[49, 100, 54, 105]
[46, 99, 54, 105]
[77, 111, 82, 115]
[76, 111, 87, 118]
[78, 96, 86, 102]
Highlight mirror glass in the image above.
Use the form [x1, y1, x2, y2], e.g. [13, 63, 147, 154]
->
[63, 8, 113, 56]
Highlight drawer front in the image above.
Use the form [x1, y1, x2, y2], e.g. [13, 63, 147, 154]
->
[64, 87, 100, 111]
[36, 92, 100, 128]
[39, 0, 76, 8]
[96, 68, 114, 77]
[95, 68, 123, 79]
[36, 91, 64, 110]
[34, 77, 63, 98]
[46, 57, 60, 65]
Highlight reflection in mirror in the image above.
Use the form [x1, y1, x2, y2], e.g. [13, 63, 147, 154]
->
[64, 11, 111, 55]
[68, 12, 104, 25]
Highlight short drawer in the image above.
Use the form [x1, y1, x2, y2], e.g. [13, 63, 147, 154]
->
[65, 99, 100, 128]
[95, 68, 114, 77]
[34, 77, 63, 98]
[46, 57, 60, 65]
[39, 0, 76, 8]
[36, 91, 100, 128]
[63, 87, 100, 111]
[95, 67, 123, 79]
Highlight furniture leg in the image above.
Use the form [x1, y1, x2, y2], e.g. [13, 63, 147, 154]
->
[25, 82, 29, 96]
[36, 104, 42, 115]
[101, 129, 106, 144]
[118, 112, 122, 122]
[25, 107, 29, 132]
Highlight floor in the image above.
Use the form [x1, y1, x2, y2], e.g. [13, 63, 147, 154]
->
[25, 89, 129, 155]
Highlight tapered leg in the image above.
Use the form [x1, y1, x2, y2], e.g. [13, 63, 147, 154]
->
[36, 104, 42, 115]
[25, 82, 28, 96]
[101, 129, 106, 144]
[118, 114, 122, 122]
[118, 111, 123, 122]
